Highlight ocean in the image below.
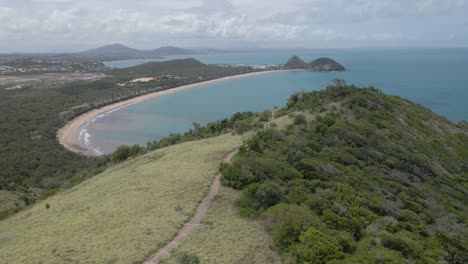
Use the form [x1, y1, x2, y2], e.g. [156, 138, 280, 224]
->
[83, 48, 467, 154]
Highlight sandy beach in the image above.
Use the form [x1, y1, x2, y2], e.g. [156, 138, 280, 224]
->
[57, 69, 299, 156]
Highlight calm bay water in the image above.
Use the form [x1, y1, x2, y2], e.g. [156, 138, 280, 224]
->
[87, 48, 467, 154]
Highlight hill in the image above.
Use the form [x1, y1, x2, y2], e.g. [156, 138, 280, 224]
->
[151, 46, 195, 55]
[284, 55, 346, 71]
[1, 79, 466, 263]
[0, 135, 249, 263]
[221, 80, 467, 263]
[79, 44, 196, 60]
[82, 43, 145, 56]
[284, 55, 307, 69]
[309, 57, 346, 71]
[108, 58, 206, 76]
[107, 58, 254, 80]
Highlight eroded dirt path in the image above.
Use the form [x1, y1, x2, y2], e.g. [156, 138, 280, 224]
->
[143, 150, 237, 264]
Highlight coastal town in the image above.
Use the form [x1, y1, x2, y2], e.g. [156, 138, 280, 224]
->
[0, 59, 107, 74]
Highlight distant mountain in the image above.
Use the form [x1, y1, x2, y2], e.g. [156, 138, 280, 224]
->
[79, 44, 196, 60]
[151, 46, 195, 56]
[284, 55, 346, 71]
[82, 44, 145, 56]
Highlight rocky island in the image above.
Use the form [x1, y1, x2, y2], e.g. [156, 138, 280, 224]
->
[284, 55, 346, 71]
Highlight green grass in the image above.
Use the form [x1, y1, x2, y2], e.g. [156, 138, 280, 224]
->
[162, 186, 284, 264]
[0, 134, 242, 264]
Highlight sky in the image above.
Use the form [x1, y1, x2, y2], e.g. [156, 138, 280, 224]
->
[0, 0, 467, 52]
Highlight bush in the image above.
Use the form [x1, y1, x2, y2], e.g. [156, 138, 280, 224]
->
[262, 203, 318, 250]
[294, 114, 307, 125]
[322, 209, 363, 239]
[333, 230, 356, 253]
[220, 163, 254, 189]
[109, 144, 144, 163]
[129, 144, 144, 156]
[254, 180, 284, 209]
[234, 120, 252, 134]
[435, 232, 468, 264]
[294, 227, 344, 264]
[294, 158, 323, 180]
[110, 146, 131, 162]
[259, 110, 272, 122]
[380, 232, 420, 258]
[176, 252, 200, 264]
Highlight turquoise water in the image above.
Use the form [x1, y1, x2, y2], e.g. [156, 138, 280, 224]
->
[86, 49, 467, 154]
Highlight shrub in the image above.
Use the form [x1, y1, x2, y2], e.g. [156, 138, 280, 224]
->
[294, 158, 323, 180]
[110, 145, 131, 162]
[262, 203, 318, 250]
[220, 163, 254, 189]
[254, 180, 284, 209]
[176, 252, 200, 264]
[322, 209, 363, 239]
[435, 232, 468, 264]
[259, 110, 272, 122]
[294, 227, 344, 264]
[129, 144, 144, 156]
[294, 114, 307, 125]
[380, 232, 420, 258]
[234, 120, 252, 134]
[333, 230, 356, 253]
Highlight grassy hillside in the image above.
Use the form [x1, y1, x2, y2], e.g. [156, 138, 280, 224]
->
[221, 81, 468, 263]
[162, 186, 284, 264]
[0, 134, 242, 263]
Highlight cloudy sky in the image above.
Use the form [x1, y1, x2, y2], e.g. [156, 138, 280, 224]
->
[0, 0, 467, 52]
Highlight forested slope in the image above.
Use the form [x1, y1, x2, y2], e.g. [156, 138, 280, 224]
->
[221, 81, 468, 263]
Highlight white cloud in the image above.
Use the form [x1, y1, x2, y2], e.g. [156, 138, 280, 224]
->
[0, 0, 467, 51]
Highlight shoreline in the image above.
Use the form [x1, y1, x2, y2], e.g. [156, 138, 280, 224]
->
[57, 69, 301, 156]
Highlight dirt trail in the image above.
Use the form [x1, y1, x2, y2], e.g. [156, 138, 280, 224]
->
[143, 150, 237, 264]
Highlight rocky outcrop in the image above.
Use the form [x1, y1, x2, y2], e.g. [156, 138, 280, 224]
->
[284, 55, 308, 69]
[308, 58, 346, 71]
[284, 56, 346, 71]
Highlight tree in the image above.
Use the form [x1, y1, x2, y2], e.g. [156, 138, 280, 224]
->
[110, 146, 131, 162]
[192, 122, 202, 133]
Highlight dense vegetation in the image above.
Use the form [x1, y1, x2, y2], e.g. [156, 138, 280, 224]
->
[0, 59, 255, 217]
[221, 81, 468, 263]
